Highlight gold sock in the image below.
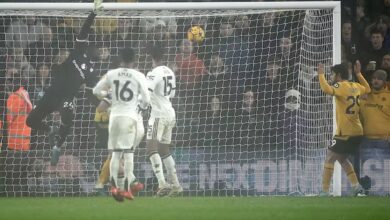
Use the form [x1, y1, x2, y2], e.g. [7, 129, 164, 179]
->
[98, 157, 111, 185]
[322, 162, 334, 192]
[342, 161, 359, 186]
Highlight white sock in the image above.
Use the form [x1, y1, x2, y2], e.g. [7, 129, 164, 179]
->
[149, 153, 166, 187]
[123, 152, 136, 191]
[110, 151, 122, 188]
[163, 155, 180, 187]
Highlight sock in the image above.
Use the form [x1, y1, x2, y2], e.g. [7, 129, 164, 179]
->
[97, 157, 111, 187]
[341, 160, 359, 187]
[110, 151, 122, 188]
[322, 162, 334, 192]
[163, 155, 180, 187]
[123, 152, 135, 191]
[149, 153, 166, 187]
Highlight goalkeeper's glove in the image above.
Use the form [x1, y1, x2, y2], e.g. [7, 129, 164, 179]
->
[94, 0, 104, 14]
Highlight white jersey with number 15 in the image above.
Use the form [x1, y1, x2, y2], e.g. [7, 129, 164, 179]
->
[147, 65, 176, 119]
[93, 68, 150, 120]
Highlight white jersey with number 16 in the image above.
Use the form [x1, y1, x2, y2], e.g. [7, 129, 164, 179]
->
[147, 65, 176, 119]
[93, 68, 150, 120]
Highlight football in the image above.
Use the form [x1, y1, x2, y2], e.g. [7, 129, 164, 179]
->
[187, 25, 205, 43]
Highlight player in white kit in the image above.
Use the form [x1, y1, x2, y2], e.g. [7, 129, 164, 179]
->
[93, 48, 150, 202]
[146, 44, 183, 197]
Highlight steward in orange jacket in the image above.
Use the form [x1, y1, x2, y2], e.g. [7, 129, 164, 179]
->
[6, 86, 32, 151]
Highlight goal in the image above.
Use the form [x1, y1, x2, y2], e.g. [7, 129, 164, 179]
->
[0, 2, 347, 197]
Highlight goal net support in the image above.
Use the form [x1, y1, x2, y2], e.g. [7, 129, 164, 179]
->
[1, 1, 376, 197]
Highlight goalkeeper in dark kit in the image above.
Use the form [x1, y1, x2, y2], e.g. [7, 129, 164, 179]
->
[26, 0, 104, 165]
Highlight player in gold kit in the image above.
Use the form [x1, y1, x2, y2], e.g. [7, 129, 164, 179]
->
[318, 61, 371, 196]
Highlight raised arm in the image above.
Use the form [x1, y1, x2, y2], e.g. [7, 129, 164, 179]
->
[354, 60, 371, 94]
[318, 63, 334, 95]
[74, 0, 103, 51]
[77, 12, 96, 42]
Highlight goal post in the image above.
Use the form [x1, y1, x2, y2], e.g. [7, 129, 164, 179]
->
[0, 1, 343, 197]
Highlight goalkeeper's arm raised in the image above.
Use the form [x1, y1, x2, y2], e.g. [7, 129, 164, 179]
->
[74, 0, 103, 54]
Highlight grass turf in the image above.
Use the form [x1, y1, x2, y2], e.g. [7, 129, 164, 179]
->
[1, 197, 389, 220]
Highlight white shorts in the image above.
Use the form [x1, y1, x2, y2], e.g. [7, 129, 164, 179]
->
[147, 117, 175, 144]
[108, 116, 137, 150]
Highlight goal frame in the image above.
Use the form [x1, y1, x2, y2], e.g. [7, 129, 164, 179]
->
[0, 1, 342, 196]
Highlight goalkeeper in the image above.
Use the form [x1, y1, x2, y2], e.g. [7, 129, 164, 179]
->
[26, 0, 104, 166]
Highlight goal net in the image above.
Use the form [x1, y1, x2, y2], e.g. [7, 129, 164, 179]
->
[2, 2, 376, 197]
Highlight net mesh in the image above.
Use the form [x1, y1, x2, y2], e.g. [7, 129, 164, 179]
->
[0, 7, 350, 197]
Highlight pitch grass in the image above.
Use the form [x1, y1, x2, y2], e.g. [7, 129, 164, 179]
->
[1, 197, 390, 220]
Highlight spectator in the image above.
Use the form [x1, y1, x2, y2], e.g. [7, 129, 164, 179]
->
[200, 53, 226, 98]
[109, 18, 139, 55]
[138, 16, 177, 73]
[364, 15, 390, 51]
[361, 28, 389, 72]
[359, 70, 390, 194]
[233, 15, 251, 37]
[355, 2, 371, 38]
[199, 95, 228, 147]
[96, 46, 112, 74]
[6, 47, 36, 79]
[175, 39, 207, 89]
[4, 69, 33, 196]
[5, 16, 44, 49]
[25, 25, 57, 66]
[257, 60, 285, 149]
[54, 18, 76, 49]
[341, 20, 360, 63]
[381, 53, 390, 80]
[139, 11, 177, 41]
[31, 63, 50, 103]
[360, 69, 390, 141]
[214, 21, 254, 78]
[231, 90, 260, 147]
[277, 35, 300, 89]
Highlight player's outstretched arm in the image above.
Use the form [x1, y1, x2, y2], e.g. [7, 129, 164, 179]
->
[77, 13, 97, 42]
[76, 0, 103, 42]
[354, 60, 371, 94]
[318, 63, 334, 95]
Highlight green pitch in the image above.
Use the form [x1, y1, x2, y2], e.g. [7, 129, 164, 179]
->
[1, 197, 390, 220]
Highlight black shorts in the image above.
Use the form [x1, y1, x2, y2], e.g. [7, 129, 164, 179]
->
[35, 93, 75, 113]
[28, 93, 75, 127]
[328, 136, 362, 155]
[35, 94, 63, 113]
